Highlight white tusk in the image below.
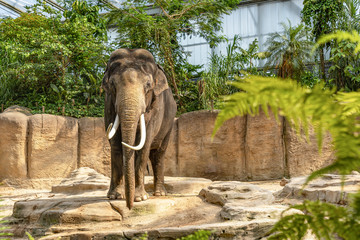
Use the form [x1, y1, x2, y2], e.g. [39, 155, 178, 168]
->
[107, 115, 120, 140]
[122, 114, 146, 151]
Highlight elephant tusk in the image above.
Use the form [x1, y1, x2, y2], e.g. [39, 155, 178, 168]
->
[107, 115, 120, 140]
[122, 114, 146, 151]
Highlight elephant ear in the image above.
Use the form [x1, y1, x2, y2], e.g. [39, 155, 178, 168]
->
[101, 62, 110, 92]
[153, 64, 169, 96]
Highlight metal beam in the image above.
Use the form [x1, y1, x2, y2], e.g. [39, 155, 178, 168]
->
[0, 0, 24, 15]
[238, 0, 289, 6]
[99, 0, 119, 10]
[44, 0, 64, 11]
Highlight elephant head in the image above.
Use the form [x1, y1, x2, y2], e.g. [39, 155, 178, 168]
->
[102, 49, 169, 209]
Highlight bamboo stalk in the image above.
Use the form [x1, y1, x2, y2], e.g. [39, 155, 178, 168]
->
[42, 106, 45, 113]
[62, 107, 65, 116]
[1, 104, 3, 112]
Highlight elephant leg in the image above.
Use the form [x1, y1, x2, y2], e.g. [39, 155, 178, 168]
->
[107, 145, 125, 199]
[134, 147, 151, 202]
[150, 130, 171, 196]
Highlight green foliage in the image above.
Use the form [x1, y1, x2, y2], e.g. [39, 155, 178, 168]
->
[200, 37, 265, 110]
[177, 230, 212, 240]
[343, 0, 360, 31]
[0, 187, 12, 239]
[300, 70, 321, 88]
[301, 0, 344, 80]
[0, 0, 111, 117]
[328, 40, 360, 90]
[302, 0, 344, 41]
[316, 30, 360, 54]
[176, 62, 204, 114]
[269, 200, 360, 240]
[131, 230, 211, 240]
[213, 74, 360, 239]
[315, 30, 360, 90]
[264, 21, 313, 80]
[106, 0, 241, 103]
[25, 232, 35, 240]
[214, 75, 360, 178]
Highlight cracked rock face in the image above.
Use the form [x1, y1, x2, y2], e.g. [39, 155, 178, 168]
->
[278, 174, 360, 204]
[220, 204, 302, 221]
[199, 181, 275, 206]
[9, 168, 322, 240]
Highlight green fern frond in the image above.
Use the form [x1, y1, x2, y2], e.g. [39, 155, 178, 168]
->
[269, 200, 360, 240]
[315, 30, 360, 53]
[214, 75, 360, 179]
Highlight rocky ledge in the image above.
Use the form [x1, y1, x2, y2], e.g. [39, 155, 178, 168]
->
[2, 168, 359, 239]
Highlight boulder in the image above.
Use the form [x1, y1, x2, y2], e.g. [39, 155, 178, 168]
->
[220, 203, 302, 221]
[0, 112, 28, 179]
[177, 110, 246, 180]
[13, 199, 122, 225]
[3, 105, 32, 116]
[39, 220, 278, 240]
[284, 123, 335, 177]
[245, 109, 285, 180]
[145, 176, 212, 195]
[51, 167, 110, 194]
[122, 220, 277, 240]
[199, 181, 274, 206]
[78, 118, 111, 177]
[27, 114, 78, 178]
[278, 174, 360, 204]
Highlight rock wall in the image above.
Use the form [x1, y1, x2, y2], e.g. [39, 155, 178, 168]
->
[0, 109, 335, 183]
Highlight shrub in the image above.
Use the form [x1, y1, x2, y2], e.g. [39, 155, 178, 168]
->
[0, 0, 112, 117]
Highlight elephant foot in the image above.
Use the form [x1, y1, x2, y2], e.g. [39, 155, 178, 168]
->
[134, 186, 149, 202]
[154, 184, 167, 196]
[107, 186, 125, 200]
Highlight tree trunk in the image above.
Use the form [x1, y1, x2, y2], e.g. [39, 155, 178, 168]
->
[319, 48, 326, 81]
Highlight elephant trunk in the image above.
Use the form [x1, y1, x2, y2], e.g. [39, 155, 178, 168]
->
[118, 98, 145, 209]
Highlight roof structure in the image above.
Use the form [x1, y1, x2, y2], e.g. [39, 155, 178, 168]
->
[0, 0, 124, 18]
[0, 0, 304, 68]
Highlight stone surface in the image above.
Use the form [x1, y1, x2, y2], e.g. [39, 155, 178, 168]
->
[78, 117, 111, 177]
[3, 178, 64, 190]
[50, 167, 213, 196]
[199, 181, 275, 206]
[39, 220, 277, 240]
[284, 123, 335, 177]
[245, 109, 285, 180]
[278, 174, 360, 204]
[0, 109, 339, 183]
[3, 173, 316, 240]
[0, 112, 28, 179]
[220, 203, 302, 221]
[13, 198, 122, 225]
[121, 220, 277, 240]
[145, 176, 212, 195]
[27, 114, 78, 178]
[177, 110, 246, 180]
[51, 167, 110, 194]
[3, 105, 32, 116]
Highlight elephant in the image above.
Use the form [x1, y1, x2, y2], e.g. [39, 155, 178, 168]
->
[102, 48, 177, 209]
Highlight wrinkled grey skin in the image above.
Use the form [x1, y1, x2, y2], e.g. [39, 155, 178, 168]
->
[102, 49, 177, 209]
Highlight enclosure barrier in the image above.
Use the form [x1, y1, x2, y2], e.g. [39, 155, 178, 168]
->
[0, 109, 335, 186]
